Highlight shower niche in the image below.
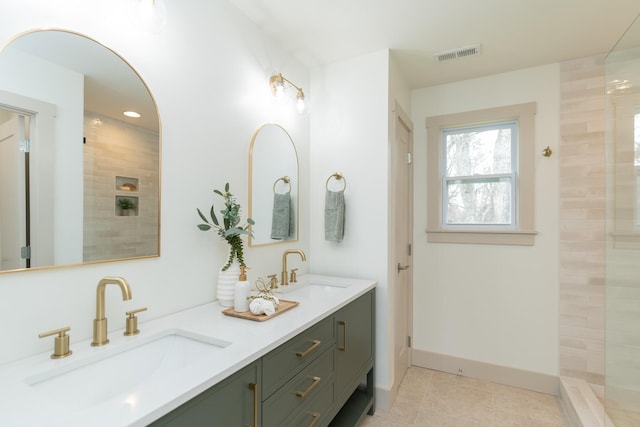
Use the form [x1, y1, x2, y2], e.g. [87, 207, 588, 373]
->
[115, 176, 139, 216]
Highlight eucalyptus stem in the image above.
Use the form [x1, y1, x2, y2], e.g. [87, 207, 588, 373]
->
[197, 183, 253, 271]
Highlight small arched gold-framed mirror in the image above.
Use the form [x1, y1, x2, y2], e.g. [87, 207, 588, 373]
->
[248, 123, 298, 246]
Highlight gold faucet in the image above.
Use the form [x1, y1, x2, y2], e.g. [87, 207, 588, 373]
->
[91, 277, 132, 346]
[281, 249, 306, 286]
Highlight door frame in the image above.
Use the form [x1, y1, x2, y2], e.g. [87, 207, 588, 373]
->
[390, 100, 414, 394]
[0, 90, 56, 269]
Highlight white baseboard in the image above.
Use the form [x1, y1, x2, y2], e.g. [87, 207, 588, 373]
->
[412, 348, 559, 396]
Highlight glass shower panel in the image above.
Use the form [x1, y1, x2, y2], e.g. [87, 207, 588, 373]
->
[605, 13, 640, 426]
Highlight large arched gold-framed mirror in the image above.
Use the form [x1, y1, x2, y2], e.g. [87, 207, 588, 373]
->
[0, 29, 160, 273]
[248, 123, 298, 246]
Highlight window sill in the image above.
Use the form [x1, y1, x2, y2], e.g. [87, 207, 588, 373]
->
[426, 229, 537, 246]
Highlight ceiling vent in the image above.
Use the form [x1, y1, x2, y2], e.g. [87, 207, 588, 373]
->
[433, 44, 481, 63]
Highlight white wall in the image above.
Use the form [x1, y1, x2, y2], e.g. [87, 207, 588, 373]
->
[309, 50, 392, 389]
[411, 64, 561, 375]
[0, 0, 310, 365]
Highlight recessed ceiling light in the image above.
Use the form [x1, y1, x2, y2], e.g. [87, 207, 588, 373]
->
[123, 111, 141, 118]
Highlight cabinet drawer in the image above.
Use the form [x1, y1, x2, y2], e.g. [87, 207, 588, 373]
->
[263, 348, 334, 427]
[283, 379, 335, 427]
[262, 315, 334, 398]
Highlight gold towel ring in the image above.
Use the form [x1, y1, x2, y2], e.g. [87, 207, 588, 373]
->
[326, 172, 346, 191]
[273, 176, 291, 194]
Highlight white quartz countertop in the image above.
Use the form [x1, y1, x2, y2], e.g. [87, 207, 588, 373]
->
[0, 274, 376, 427]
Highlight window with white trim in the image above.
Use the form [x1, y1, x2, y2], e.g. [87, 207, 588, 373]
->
[426, 103, 537, 245]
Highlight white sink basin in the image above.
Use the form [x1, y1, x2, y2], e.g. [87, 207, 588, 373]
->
[309, 281, 349, 288]
[275, 279, 350, 294]
[25, 329, 231, 409]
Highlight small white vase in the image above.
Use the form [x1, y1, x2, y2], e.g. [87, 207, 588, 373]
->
[217, 259, 240, 307]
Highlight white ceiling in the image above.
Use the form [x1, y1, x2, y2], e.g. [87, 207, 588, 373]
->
[229, 0, 640, 89]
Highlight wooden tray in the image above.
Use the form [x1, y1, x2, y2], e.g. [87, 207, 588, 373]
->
[222, 299, 299, 322]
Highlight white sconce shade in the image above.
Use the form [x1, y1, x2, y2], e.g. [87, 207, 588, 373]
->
[296, 91, 305, 112]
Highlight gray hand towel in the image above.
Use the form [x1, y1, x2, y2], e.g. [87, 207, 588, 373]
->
[324, 190, 345, 242]
[271, 192, 291, 240]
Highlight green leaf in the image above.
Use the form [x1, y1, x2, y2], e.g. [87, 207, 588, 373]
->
[224, 227, 245, 237]
[224, 182, 230, 192]
[197, 224, 212, 231]
[247, 218, 255, 225]
[209, 206, 219, 226]
[196, 208, 209, 224]
[213, 189, 223, 197]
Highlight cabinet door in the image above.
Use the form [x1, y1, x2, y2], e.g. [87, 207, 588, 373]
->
[334, 290, 374, 401]
[150, 361, 261, 427]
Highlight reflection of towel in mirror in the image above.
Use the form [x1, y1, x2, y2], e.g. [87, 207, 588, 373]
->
[324, 190, 345, 242]
[271, 192, 291, 240]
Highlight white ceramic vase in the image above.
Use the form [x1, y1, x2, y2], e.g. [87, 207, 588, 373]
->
[217, 258, 240, 307]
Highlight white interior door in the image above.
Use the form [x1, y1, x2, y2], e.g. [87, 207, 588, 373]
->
[393, 104, 413, 389]
[0, 114, 27, 270]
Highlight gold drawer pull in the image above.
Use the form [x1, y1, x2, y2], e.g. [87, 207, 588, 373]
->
[337, 320, 347, 351]
[296, 376, 321, 399]
[249, 382, 258, 427]
[296, 339, 321, 359]
[308, 411, 321, 427]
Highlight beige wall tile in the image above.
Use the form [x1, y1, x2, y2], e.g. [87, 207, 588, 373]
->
[558, 56, 605, 389]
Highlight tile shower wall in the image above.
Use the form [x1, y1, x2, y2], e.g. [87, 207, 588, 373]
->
[558, 56, 606, 394]
[83, 113, 160, 262]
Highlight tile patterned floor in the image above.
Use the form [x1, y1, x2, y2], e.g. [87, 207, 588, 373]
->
[607, 401, 640, 427]
[361, 367, 569, 427]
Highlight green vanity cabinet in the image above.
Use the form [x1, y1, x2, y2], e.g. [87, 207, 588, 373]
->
[150, 360, 261, 427]
[149, 288, 375, 427]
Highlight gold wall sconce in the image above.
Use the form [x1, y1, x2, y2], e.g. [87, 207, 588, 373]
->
[269, 73, 305, 112]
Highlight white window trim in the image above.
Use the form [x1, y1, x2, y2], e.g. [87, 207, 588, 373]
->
[425, 102, 537, 246]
